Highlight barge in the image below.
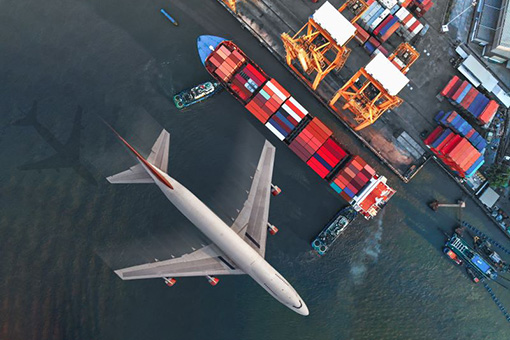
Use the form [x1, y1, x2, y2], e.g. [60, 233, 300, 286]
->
[312, 206, 358, 255]
[445, 233, 498, 280]
[197, 35, 395, 219]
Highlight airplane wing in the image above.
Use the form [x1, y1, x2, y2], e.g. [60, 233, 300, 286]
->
[231, 140, 275, 258]
[114, 244, 244, 280]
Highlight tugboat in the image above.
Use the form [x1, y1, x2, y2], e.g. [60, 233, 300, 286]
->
[466, 266, 480, 283]
[173, 81, 221, 109]
[312, 206, 358, 256]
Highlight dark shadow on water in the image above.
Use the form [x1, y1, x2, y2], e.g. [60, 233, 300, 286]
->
[12, 100, 98, 185]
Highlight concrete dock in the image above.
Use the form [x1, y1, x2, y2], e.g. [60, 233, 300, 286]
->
[216, 0, 462, 182]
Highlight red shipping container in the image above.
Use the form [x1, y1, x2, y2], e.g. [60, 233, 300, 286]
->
[451, 81, 469, 101]
[232, 49, 245, 63]
[374, 15, 394, 36]
[424, 126, 444, 145]
[478, 100, 499, 124]
[461, 88, 478, 109]
[368, 36, 381, 49]
[408, 20, 421, 32]
[317, 148, 338, 167]
[245, 64, 267, 84]
[353, 22, 370, 44]
[307, 157, 329, 178]
[441, 76, 460, 97]
[380, 22, 400, 43]
[439, 135, 462, 156]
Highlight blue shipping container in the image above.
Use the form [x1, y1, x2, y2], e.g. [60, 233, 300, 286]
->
[455, 84, 472, 104]
[330, 182, 342, 194]
[268, 118, 289, 137]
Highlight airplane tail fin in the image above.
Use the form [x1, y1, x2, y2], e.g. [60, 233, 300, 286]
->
[13, 100, 38, 126]
[105, 127, 172, 186]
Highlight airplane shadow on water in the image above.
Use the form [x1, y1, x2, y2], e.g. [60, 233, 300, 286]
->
[12, 100, 98, 185]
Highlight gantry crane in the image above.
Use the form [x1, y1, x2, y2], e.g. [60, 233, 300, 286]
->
[281, 1, 368, 90]
[329, 42, 419, 131]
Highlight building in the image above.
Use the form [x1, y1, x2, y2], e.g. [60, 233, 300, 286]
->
[471, 0, 510, 63]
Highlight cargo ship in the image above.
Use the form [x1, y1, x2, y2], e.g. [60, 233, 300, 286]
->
[173, 81, 221, 109]
[312, 206, 358, 255]
[445, 233, 498, 280]
[197, 35, 395, 219]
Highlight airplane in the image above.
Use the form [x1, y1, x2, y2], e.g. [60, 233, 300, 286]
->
[13, 101, 97, 185]
[106, 126, 309, 316]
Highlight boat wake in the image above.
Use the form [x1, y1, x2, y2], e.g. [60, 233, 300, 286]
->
[350, 210, 385, 285]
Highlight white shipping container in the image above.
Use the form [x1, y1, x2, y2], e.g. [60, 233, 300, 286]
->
[266, 80, 288, 102]
[265, 121, 286, 141]
[373, 8, 390, 29]
[361, 3, 382, 24]
[412, 23, 424, 35]
[287, 97, 309, 116]
[405, 17, 417, 29]
[395, 7, 409, 21]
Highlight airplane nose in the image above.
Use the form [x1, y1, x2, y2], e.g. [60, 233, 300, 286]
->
[296, 300, 309, 316]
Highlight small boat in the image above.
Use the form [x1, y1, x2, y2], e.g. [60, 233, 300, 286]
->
[173, 81, 222, 109]
[160, 8, 179, 26]
[312, 206, 357, 256]
[466, 266, 480, 283]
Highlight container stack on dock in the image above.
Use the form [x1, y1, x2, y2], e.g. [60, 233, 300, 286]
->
[409, 0, 434, 18]
[434, 111, 487, 152]
[441, 76, 500, 126]
[424, 127, 485, 178]
[201, 36, 396, 219]
[355, 0, 425, 54]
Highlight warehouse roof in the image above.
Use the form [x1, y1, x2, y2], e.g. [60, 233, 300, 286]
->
[312, 1, 356, 46]
[365, 53, 409, 95]
[479, 186, 500, 208]
[459, 55, 499, 92]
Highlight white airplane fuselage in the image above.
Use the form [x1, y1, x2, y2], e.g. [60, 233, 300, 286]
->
[139, 161, 309, 316]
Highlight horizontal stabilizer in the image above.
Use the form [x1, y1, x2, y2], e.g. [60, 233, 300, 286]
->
[106, 164, 153, 184]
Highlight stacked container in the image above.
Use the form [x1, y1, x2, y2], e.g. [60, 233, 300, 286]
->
[353, 22, 370, 44]
[207, 45, 246, 82]
[306, 137, 348, 178]
[374, 14, 401, 42]
[289, 117, 332, 162]
[329, 156, 377, 202]
[230, 63, 268, 102]
[395, 7, 424, 40]
[434, 111, 487, 152]
[203, 38, 397, 219]
[424, 127, 485, 178]
[410, 0, 433, 18]
[440, 76, 499, 125]
[245, 79, 288, 123]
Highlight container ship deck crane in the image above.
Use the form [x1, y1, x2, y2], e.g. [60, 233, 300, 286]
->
[281, 1, 368, 90]
[329, 42, 419, 131]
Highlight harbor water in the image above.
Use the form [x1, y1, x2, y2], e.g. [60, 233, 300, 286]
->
[1, 0, 509, 339]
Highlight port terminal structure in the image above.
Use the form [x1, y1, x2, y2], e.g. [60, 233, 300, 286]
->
[329, 42, 419, 131]
[215, 0, 431, 182]
[281, 0, 368, 90]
